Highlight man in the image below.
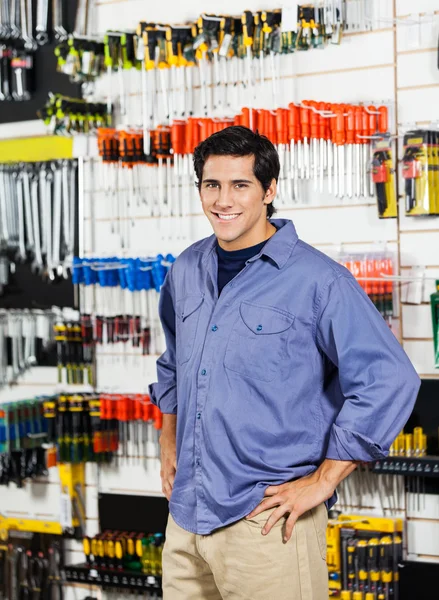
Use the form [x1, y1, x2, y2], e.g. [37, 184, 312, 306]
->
[149, 126, 420, 600]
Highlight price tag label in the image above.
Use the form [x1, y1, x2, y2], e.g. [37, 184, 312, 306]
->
[281, 2, 299, 33]
[60, 492, 73, 530]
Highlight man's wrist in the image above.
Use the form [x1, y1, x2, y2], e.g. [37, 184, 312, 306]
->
[314, 458, 357, 491]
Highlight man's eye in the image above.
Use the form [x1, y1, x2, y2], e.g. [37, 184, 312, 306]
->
[206, 183, 218, 189]
[235, 184, 247, 189]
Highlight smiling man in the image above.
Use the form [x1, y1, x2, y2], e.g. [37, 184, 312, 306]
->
[149, 126, 420, 600]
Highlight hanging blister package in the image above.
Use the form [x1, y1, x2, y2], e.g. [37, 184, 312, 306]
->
[372, 133, 397, 218]
[402, 130, 439, 216]
[431, 280, 439, 369]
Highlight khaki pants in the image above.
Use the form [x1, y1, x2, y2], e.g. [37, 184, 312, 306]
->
[162, 504, 328, 600]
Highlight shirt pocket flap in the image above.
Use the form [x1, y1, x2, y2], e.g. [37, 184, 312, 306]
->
[176, 294, 204, 321]
[239, 302, 295, 335]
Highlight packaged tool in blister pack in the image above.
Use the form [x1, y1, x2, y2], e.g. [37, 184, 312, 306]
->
[402, 130, 439, 216]
[327, 514, 403, 600]
[0, 534, 63, 600]
[371, 133, 397, 219]
[431, 280, 439, 369]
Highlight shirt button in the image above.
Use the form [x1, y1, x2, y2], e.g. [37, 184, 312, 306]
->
[201, 369, 207, 376]
[197, 412, 201, 419]
[197, 459, 201, 466]
[211, 325, 218, 332]
[257, 324, 263, 332]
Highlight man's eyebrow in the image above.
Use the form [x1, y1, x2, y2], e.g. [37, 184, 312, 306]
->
[201, 178, 253, 184]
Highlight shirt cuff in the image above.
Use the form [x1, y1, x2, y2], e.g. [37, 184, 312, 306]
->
[148, 382, 177, 415]
[325, 423, 388, 462]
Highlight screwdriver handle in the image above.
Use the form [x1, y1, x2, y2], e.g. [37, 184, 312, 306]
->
[377, 105, 388, 134]
[309, 101, 319, 140]
[276, 108, 288, 145]
[300, 102, 310, 140]
[287, 103, 300, 143]
[346, 105, 355, 145]
[368, 105, 377, 135]
[241, 107, 250, 129]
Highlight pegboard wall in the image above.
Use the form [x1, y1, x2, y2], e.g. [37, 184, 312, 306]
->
[1, 0, 439, 591]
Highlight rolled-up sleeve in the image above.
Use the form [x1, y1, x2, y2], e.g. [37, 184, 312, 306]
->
[148, 266, 178, 414]
[315, 273, 421, 462]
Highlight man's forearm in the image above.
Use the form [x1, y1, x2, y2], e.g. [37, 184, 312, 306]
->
[314, 458, 357, 491]
[161, 413, 177, 440]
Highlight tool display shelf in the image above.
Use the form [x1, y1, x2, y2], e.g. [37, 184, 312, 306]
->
[63, 563, 162, 593]
[372, 456, 439, 477]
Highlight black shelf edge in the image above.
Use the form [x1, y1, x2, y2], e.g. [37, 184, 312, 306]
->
[371, 456, 439, 477]
[63, 563, 162, 592]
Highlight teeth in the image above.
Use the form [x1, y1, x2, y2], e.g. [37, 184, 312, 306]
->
[217, 213, 239, 221]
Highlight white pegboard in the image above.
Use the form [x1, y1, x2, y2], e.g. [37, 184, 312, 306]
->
[402, 304, 435, 339]
[0, 0, 439, 569]
[403, 340, 438, 376]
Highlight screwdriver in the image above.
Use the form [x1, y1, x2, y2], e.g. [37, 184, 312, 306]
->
[347, 538, 356, 595]
[367, 538, 380, 598]
[379, 536, 393, 600]
[317, 102, 327, 193]
[309, 101, 319, 189]
[335, 105, 346, 198]
[346, 105, 355, 198]
[355, 107, 364, 197]
[300, 102, 310, 179]
[357, 539, 368, 594]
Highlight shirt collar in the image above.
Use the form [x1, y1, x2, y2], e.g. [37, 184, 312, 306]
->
[197, 219, 299, 269]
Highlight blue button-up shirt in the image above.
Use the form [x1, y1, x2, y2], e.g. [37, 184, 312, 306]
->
[149, 219, 420, 535]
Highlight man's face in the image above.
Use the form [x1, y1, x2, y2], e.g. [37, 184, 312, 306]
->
[199, 154, 275, 250]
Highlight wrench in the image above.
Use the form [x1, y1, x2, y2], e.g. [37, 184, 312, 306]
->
[30, 173, 44, 273]
[51, 161, 62, 275]
[36, 0, 49, 45]
[22, 0, 36, 50]
[44, 165, 54, 279]
[74, 0, 89, 37]
[22, 166, 35, 251]
[15, 169, 26, 261]
[53, 0, 67, 40]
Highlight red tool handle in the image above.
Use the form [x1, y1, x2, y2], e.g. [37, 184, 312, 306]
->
[355, 106, 364, 144]
[288, 103, 300, 143]
[276, 108, 288, 145]
[377, 106, 388, 134]
[241, 107, 250, 129]
[368, 105, 377, 136]
[152, 405, 163, 430]
[309, 101, 319, 140]
[300, 102, 310, 140]
[346, 105, 355, 145]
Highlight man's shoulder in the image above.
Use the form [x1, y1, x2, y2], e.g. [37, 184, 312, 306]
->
[173, 235, 216, 268]
[294, 239, 351, 282]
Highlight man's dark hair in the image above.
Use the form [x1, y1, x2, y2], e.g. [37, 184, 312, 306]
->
[193, 126, 280, 219]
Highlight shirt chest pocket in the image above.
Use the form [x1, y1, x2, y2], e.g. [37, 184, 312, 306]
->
[175, 294, 204, 365]
[224, 302, 295, 382]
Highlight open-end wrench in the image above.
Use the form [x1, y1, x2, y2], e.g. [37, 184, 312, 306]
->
[61, 159, 70, 259]
[30, 174, 44, 273]
[36, 0, 49, 45]
[22, 0, 37, 50]
[53, 0, 67, 40]
[51, 161, 62, 276]
[15, 169, 26, 261]
[0, 167, 9, 243]
[22, 167, 35, 252]
[9, 0, 21, 39]
[45, 165, 54, 279]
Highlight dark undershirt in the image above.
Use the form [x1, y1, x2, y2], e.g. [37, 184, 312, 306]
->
[216, 238, 268, 295]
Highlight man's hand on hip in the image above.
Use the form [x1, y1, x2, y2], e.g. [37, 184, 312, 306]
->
[159, 414, 177, 501]
[246, 459, 356, 542]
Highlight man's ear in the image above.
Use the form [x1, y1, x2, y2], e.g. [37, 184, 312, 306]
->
[263, 179, 277, 206]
